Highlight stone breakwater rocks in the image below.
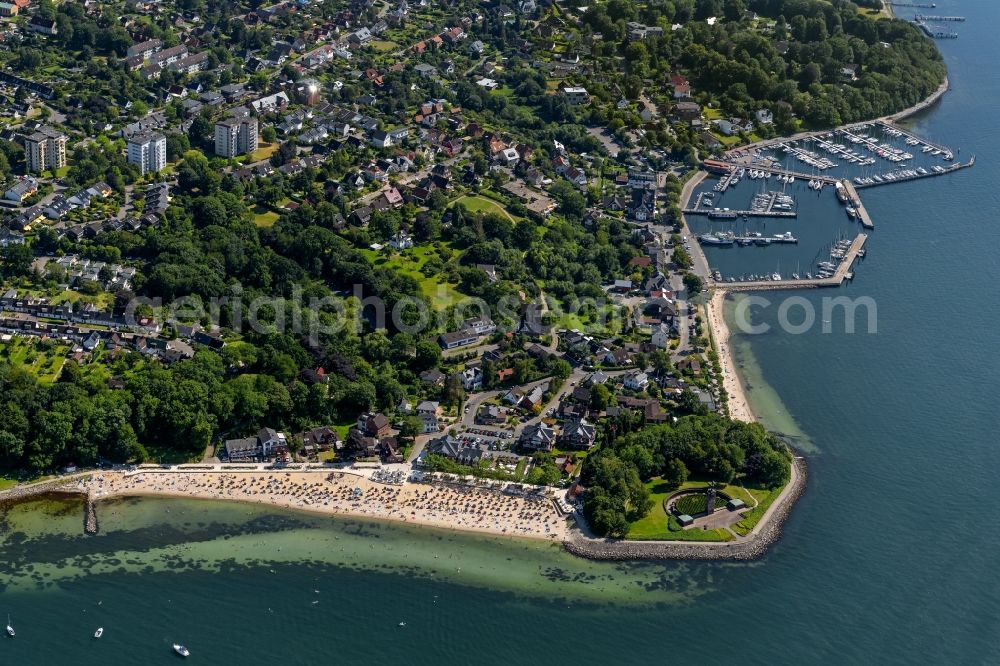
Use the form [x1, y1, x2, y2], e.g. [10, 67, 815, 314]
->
[562, 457, 807, 562]
[0, 476, 85, 506]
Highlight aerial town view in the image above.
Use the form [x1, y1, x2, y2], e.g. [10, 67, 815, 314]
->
[0, 0, 995, 663]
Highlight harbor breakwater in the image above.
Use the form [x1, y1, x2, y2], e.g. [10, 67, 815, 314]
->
[0, 474, 98, 535]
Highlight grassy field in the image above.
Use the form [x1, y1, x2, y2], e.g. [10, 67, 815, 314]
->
[454, 194, 520, 222]
[370, 40, 398, 52]
[362, 244, 463, 310]
[626, 478, 761, 541]
[0, 337, 69, 383]
[249, 142, 279, 162]
[252, 205, 280, 228]
[731, 484, 784, 536]
[18, 286, 114, 310]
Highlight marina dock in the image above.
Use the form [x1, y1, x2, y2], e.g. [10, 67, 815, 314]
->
[682, 207, 797, 219]
[853, 157, 974, 190]
[719, 234, 868, 292]
[839, 180, 874, 229]
[916, 21, 958, 38]
[877, 120, 952, 155]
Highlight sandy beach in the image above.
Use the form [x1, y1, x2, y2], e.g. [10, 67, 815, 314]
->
[79, 470, 570, 542]
[707, 290, 755, 422]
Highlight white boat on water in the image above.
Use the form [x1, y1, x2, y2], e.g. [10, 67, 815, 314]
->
[94, 627, 104, 639]
[6, 616, 14, 638]
[173, 644, 190, 658]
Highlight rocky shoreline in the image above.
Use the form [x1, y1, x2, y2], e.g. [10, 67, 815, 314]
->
[0, 476, 85, 506]
[562, 456, 807, 562]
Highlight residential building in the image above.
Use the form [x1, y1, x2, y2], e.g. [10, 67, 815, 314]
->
[27, 15, 57, 34]
[4, 177, 38, 203]
[558, 418, 597, 449]
[357, 412, 391, 438]
[214, 116, 258, 157]
[438, 329, 479, 349]
[126, 132, 167, 175]
[0, 2, 18, 17]
[417, 400, 441, 433]
[298, 426, 341, 454]
[651, 322, 674, 349]
[0, 228, 25, 247]
[627, 168, 657, 190]
[223, 427, 289, 461]
[24, 126, 67, 173]
[561, 86, 590, 105]
[519, 423, 556, 451]
[461, 367, 483, 391]
[462, 316, 496, 336]
[127, 38, 163, 60]
[623, 371, 649, 391]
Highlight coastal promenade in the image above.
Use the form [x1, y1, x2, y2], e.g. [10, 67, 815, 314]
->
[0, 455, 808, 561]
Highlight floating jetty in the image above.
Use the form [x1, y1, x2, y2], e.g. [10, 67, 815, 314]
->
[914, 15, 964, 21]
[683, 207, 797, 219]
[855, 157, 974, 190]
[838, 180, 874, 229]
[888, 2, 936, 7]
[718, 234, 868, 291]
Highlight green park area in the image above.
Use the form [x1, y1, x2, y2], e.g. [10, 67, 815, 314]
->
[454, 194, 520, 223]
[0, 337, 70, 383]
[626, 478, 783, 542]
[362, 243, 463, 310]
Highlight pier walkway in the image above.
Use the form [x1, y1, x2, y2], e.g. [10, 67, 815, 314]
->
[854, 157, 974, 191]
[876, 120, 953, 154]
[682, 208, 797, 219]
[718, 160, 840, 185]
[717, 234, 868, 292]
[839, 180, 874, 229]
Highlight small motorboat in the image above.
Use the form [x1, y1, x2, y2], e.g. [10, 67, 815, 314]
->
[173, 644, 190, 658]
[6, 615, 13, 638]
[94, 627, 104, 639]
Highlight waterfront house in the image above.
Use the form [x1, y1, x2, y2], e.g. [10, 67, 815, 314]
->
[519, 423, 556, 451]
[357, 412, 391, 437]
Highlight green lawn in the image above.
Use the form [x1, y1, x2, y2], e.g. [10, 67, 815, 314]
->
[362, 244, 463, 311]
[370, 40, 398, 52]
[0, 478, 17, 491]
[253, 205, 280, 228]
[249, 142, 278, 162]
[730, 485, 783, 536]
[626, 478, 764, 542]
[454, 195, 520, 223]
[0, 337, 70, 383]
